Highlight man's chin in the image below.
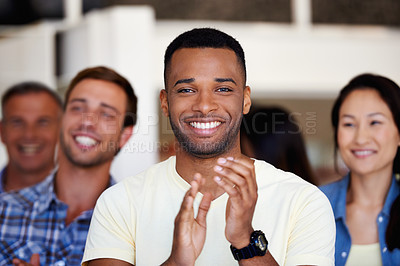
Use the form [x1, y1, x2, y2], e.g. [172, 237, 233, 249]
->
[177, 141, 229, 158]
[19, 164, 54, 174]
[64, 152, 110, 168]
[68, 159, 104, 168]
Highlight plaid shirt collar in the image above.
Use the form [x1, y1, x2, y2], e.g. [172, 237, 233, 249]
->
[0, 166, 55, 197]
[0, 168, 57, 211]
[0, 168, 115, 213]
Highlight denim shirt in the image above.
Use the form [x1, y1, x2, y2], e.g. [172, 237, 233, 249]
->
[320, 174, 400, 266]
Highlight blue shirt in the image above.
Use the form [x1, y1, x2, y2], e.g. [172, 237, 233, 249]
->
[0, 167, 54, 193]
[0, 167, 6, 193]
[320, 174, 400, 266]
[0, 171, 114, 266]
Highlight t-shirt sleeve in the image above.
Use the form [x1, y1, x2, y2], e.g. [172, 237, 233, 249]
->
[81, 183, 136, 265]
[285, 187, 336, 266]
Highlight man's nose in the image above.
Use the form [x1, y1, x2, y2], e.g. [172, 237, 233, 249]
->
[81, 112, 98, 128]
[192, 90, 218, 115]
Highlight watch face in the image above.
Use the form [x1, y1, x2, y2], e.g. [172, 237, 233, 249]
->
[256, 235, 267, 251]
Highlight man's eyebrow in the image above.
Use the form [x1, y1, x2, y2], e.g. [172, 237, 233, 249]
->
[100, 103, 120, 114]
[173, 77, 236, 87]
[68, 98, 86, 104]
[215, 78, 236, 85]
[68, 98, 120, 114]
[173, 78, 195, 87]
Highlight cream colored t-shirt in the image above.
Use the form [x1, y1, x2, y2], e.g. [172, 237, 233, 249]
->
[346, 243, 382, 266]
[82, 156, 335, 266]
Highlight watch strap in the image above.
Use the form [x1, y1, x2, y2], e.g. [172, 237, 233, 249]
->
[230, 230, 268, 261]
[230, 243, 260, 260]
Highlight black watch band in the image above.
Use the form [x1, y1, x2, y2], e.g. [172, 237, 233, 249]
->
[230, 230, 268, 261]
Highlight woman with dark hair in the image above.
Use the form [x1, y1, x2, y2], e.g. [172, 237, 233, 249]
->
[320, 73, 400, 265]
[240, 106, 316, 185]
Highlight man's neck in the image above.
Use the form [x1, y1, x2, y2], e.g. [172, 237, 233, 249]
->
[2, 164, 54, 192]
[175, 145, 242, 199]
[55, 157, 112, 225]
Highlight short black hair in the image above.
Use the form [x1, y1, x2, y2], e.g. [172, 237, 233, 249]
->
[1, 81, 63, 115]
[164, 28, 246, 88]
[66, 66, 138, 127]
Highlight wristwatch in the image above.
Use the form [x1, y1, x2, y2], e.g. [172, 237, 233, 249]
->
[230, 230, 268, 261]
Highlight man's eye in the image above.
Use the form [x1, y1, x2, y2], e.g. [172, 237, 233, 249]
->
[8, 120, 24, 128]
[216, 87, 232, 92]
[177, 88, 194, 93]
[70, 106, 83, 112]
[38, 119, 50, 127]
[101, 112, 116, 119]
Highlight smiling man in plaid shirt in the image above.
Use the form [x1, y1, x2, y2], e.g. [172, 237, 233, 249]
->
[0, 66, 137, 265]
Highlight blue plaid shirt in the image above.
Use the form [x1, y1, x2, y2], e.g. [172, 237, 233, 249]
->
[0, 167, 6, 193]
[0, 167, 54, 194]
[0, 171, 114, 266]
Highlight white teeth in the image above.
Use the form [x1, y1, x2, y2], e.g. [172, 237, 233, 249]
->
[354, 150, 373, 156]
[75, 136, 97, 146]
[190, 121, 221, 129]
[21, 144, 40, 155]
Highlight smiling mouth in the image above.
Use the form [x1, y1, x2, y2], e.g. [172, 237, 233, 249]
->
[189, 121, 221, 129]
[19, 144, 41, 155]
[353, 150, 374, 156]
[74, 136, 99, 147]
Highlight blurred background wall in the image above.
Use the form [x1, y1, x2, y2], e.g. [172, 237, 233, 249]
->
[0, 0, 399, 183]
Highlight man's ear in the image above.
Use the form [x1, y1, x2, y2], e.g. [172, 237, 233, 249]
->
[119, 126, 134, 149]
[243, 86, 251, 115]
[160, 89, 169, 117]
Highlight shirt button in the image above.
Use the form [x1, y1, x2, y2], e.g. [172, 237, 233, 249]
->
[341, 252, 347, 258]
[383, 247, 387, 253]
[54, 260, 65, 266]
[378, 216, 383, 223]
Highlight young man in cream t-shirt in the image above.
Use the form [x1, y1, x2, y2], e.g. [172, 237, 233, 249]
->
[82, 28, 335, 266]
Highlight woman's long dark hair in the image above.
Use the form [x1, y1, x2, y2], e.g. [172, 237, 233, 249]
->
[240, 106, 316, 185]
[331, 73, 400, 250]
